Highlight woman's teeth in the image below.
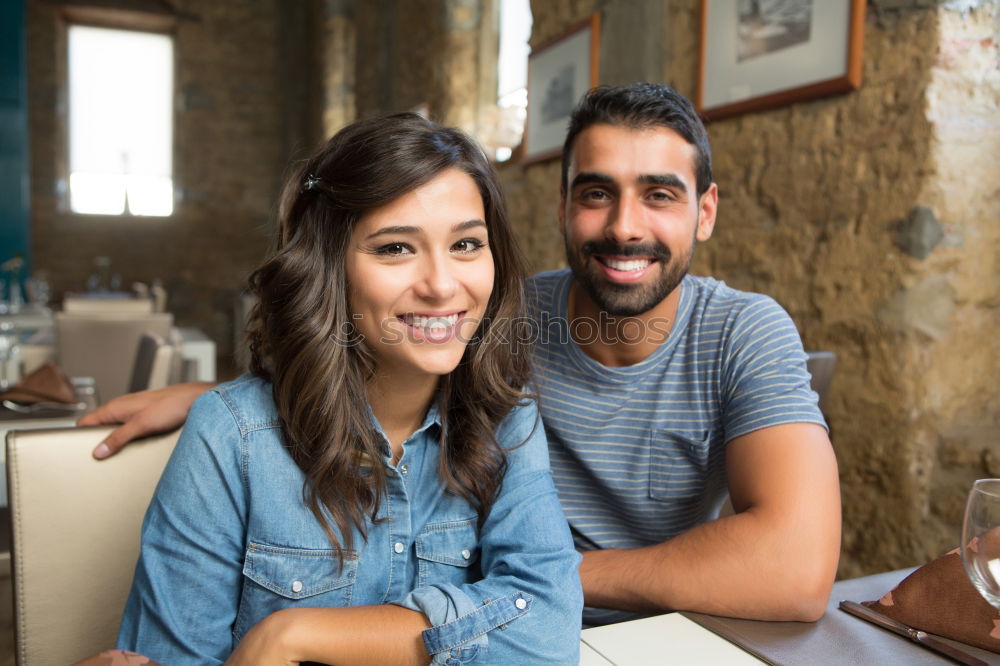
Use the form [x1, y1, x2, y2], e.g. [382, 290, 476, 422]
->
[403, 313, 460, 329]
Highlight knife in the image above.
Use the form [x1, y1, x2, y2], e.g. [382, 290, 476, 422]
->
[839, 600, 989, 666]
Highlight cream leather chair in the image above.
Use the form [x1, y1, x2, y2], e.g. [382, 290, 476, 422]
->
[6, 426, 180, 665]
[55, 312, 173, 402]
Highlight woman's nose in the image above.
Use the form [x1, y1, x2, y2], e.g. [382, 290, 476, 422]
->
[415, 256, 458, 301]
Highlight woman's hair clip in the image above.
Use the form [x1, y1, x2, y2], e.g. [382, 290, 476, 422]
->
[303, 174, 322, 192]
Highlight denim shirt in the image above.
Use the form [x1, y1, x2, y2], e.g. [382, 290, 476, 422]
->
[117, 375, 582, 664]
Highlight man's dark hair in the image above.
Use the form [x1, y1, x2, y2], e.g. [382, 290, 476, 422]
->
[561, 82, 713, 196]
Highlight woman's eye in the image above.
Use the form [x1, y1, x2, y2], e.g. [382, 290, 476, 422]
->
[453, 238, 486, 254]
[375, 243, 411, 256]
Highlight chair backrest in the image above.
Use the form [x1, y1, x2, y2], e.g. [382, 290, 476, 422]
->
[55, 312, 173, 402]
[6, 426, 180, 665]
[62, 297, 153, 315]
[805, 350, 837, 412]
[127, 331, 174, 394]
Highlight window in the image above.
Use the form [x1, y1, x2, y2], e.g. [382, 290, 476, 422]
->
[494, 0, 531, 162]
[68, 25, 174, 216]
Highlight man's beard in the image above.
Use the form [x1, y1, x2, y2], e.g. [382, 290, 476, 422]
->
[565, 236, 694, 317]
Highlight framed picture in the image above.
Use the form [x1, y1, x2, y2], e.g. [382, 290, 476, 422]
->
[523, 14, 600, 164]
[697, 0, 865, 121]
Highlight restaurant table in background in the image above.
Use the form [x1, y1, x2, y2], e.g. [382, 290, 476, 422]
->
[0, 304, 218, 385]
[176, 327, 216, 382]
[579, 568, 999, 665]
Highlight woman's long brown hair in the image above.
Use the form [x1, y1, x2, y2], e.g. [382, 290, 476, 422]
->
[246, 114, 533, 562]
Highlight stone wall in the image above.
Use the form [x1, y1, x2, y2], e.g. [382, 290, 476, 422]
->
[501, 0, 1000, 577]
[25, 0, 998, 576]
[26, 0, 321, 360]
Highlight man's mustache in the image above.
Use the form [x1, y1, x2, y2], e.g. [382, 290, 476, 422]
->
[581, 241, 671, 263]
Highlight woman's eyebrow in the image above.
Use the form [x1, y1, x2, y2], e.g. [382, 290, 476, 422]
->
[365, 225, 418, 240]
[452, 219, 486, 232]
[364, 219, 485, 240]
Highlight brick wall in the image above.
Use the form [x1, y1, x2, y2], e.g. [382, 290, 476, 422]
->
[26, 0, 322, 363]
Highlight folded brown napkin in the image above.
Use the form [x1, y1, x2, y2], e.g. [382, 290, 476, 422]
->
[0, 361, 76, 404]
[863, 537, 1000, 654]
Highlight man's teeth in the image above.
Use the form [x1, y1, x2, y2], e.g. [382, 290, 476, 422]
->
[603, 258, 651, 272]
[405, 314, 460, 329]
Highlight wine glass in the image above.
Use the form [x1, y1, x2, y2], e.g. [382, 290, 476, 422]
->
[0, 321, 20, 390]
[961, 478, 1000, 608]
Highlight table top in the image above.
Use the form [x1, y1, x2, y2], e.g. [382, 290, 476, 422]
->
[581, 568, 999, 665]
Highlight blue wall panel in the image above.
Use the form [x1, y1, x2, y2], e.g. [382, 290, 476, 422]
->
[0, 0, 31, 281]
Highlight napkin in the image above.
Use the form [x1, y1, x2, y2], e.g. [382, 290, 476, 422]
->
[863, 538, 1000, 654]
[0, 361, 77, 404]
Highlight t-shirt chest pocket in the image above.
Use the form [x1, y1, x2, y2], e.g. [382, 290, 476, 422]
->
[415, 517, 480, 587]
[234, 541, 358, 640]
[648, 429, 711, 507]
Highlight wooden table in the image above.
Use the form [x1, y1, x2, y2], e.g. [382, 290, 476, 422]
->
[580, 568, 999, 665]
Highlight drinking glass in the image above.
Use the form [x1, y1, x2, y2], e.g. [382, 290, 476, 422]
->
[961, 478, 1000, 609]
[0, 321, 20, 390]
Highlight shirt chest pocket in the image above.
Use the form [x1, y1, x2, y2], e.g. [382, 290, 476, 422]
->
[234, 541, 358, 640]
[648, 429, 711, 508]
[415, 517, 480, 588]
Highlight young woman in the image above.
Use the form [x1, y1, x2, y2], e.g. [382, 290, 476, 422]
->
[117, 114, 582, 665]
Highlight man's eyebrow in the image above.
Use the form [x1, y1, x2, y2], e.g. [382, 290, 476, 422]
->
[570, 172, 688, 193]
[569, 172, 614, 189]
[365, 220, 485, 240]
[639, 174, 687, 192]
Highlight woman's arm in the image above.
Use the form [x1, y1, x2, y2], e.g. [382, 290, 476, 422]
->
[392, 400, 584, 664]
[226, 605, 431, 666]
[117, 391, 247, 664]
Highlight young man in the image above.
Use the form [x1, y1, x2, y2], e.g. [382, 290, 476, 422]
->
[83, 83, 840, 624]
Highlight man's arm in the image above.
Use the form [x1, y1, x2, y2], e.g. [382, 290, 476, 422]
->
[578, 422, 840, 621]
[77, 381, 215, 459]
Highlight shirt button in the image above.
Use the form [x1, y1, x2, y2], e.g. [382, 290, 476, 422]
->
[291, 580, 303, 593]
[461, 549, 471, 560]
[515, 597, 527, 610]
[399, 464, 408, 475]
[394, 541, 405, 554]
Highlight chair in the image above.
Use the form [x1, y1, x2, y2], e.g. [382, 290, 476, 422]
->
[62, 296, 154, 315]
[127, 331, 174, 394]
[717, 351, 838, 519]
[55, 312, 173, 401]
[805, 351, 837, 412]
[6, 426, 180, 665]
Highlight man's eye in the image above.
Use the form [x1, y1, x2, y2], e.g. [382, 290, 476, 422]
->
[453, 238, 486, 254]
[375, 243, 411, 256]
[582, 190, 610, 200]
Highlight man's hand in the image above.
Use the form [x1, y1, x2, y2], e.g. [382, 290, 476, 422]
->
[78, 381, 215, 459]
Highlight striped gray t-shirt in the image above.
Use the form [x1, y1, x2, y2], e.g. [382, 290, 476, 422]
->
[527, 269, 826, 623]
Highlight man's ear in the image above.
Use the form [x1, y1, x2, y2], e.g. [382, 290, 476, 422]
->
[557, 188, 567, 235]
[695, 182, 718, 242]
